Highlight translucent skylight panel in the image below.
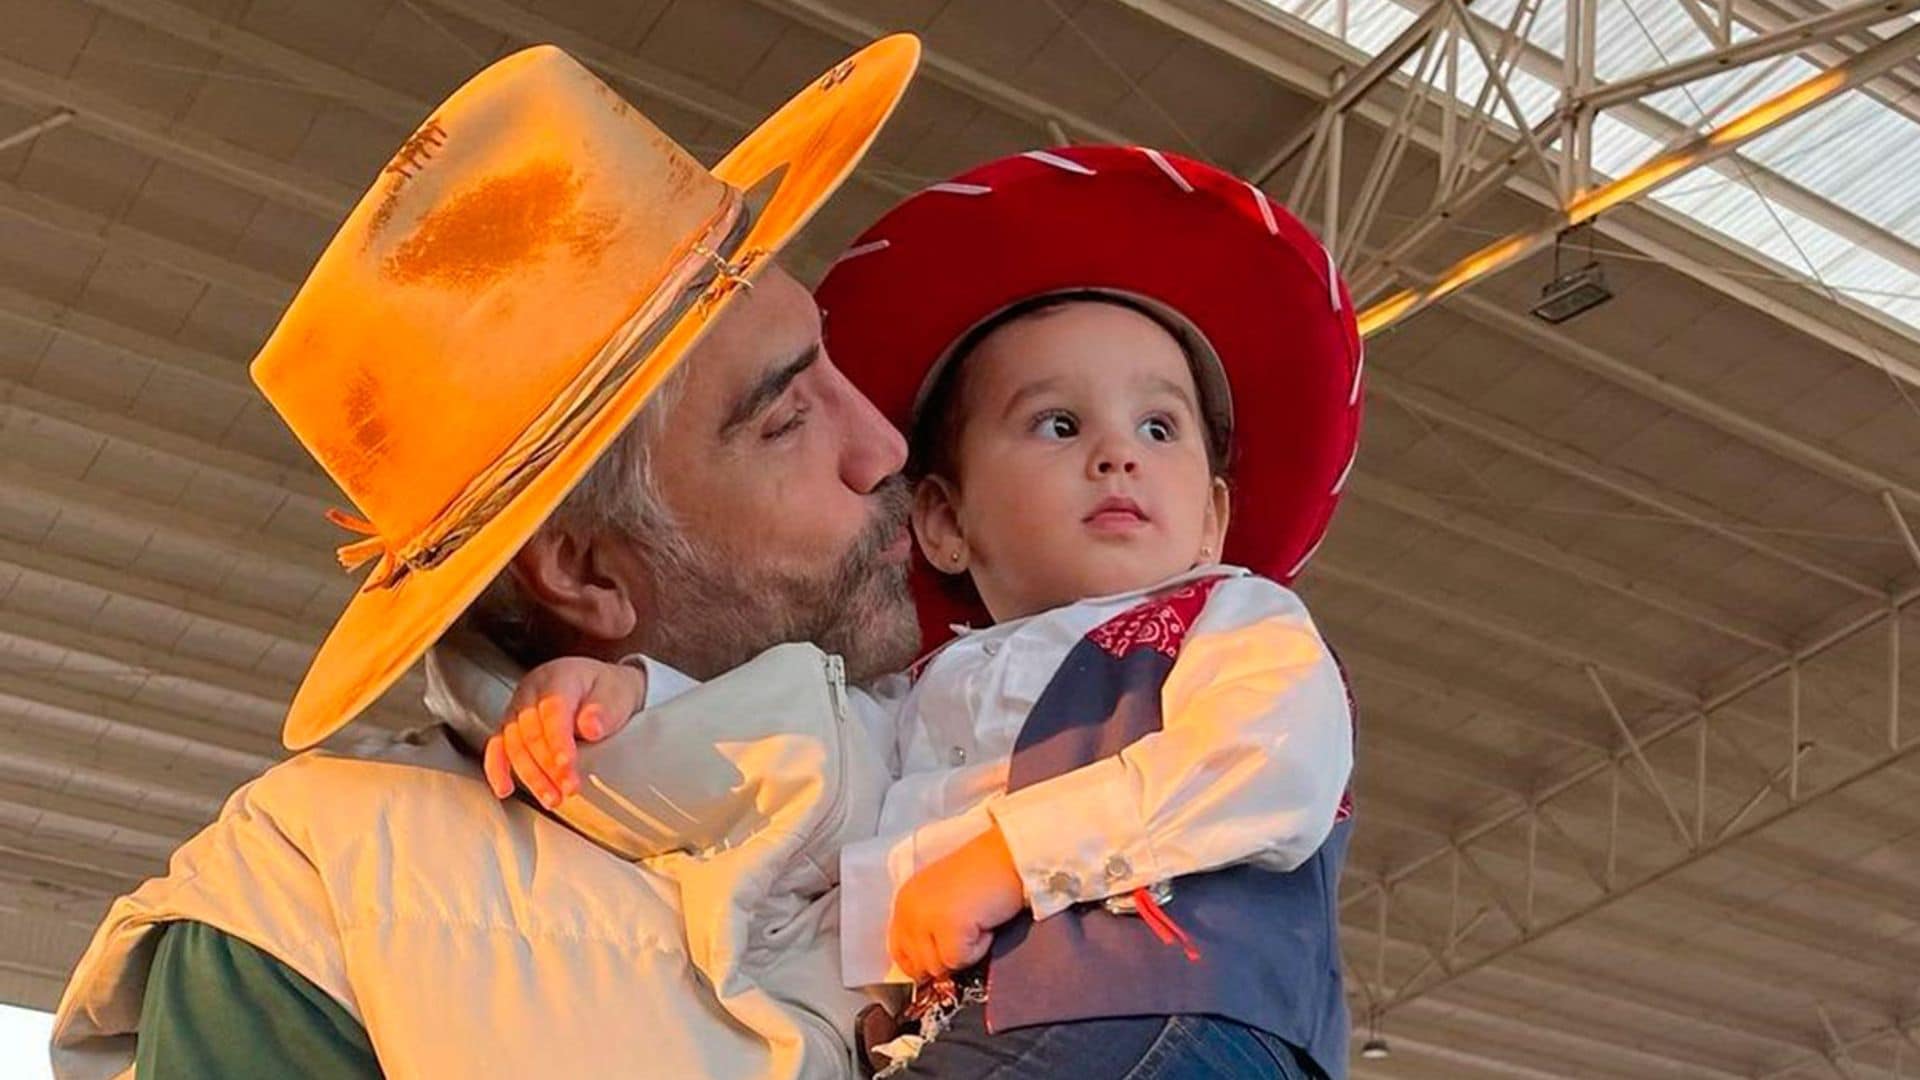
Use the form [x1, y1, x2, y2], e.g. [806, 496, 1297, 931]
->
[1250, 0, 1920, 335]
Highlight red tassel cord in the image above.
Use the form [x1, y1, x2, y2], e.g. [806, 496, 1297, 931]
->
[1131, 886, 1201, 963]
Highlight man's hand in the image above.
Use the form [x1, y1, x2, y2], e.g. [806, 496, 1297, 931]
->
[888, 825, 1025, 983]
[481, 657, 646, 807]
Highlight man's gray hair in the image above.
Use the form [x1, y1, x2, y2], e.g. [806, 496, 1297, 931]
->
[461, 366, 690, 667]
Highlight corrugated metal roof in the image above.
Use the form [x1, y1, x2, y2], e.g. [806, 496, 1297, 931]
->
[1266, 0, 1920, 336]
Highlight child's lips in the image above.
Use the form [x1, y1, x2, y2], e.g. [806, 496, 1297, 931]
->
[1084, 497, 1149, 531]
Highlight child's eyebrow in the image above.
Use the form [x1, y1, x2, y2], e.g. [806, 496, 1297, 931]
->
[1000, 377, 1063, 421]
[1143, 375, 1201, 414]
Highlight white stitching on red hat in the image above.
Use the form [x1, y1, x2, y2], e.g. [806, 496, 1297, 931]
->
[1323, 244, 1341, 312]
[1244, 181, 1279, 235]
[1287, 533, 1326, 580]
[1349, 342, 1366, 407]
[1021, 149, 1096, 175]
[927, 182, 992, 195]
[1138, 147, 1194, 192]
[1332, 440, 1358, 495]
[832, 239, 890, 266]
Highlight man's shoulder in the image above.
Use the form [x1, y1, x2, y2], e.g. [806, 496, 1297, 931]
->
[241, 727, 481, 805]
[204, 728, 690, 949]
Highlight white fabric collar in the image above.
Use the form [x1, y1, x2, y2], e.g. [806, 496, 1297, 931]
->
[945, 562, 1249, 643]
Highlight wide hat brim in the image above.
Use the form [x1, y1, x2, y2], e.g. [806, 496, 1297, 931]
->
[281, 36, 920, 750]
[814, 146, 1363, 645]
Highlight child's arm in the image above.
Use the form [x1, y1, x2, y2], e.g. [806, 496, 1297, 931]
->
[988, 575, 1352, 919]
[847, 576, 1351, 982]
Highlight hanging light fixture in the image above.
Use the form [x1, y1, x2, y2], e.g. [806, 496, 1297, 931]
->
[1531, 222, 1612, 325]
[1360, 1009, 1392, 1059]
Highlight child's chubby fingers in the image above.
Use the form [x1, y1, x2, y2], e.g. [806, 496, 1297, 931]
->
[886, 917, 920, 984]
[505, 700, 569, 801]
[889, 917, 946, 985]
[501, 719, 563, 808]
[579, 663, 645, 743]
[482, 734, 513, 800]
[935, 924, 988, 975]
[536, 693, 582, 796]
[513, 686, 566, 780]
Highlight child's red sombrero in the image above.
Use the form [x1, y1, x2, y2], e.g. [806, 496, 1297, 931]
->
[814, 146, 1363, 645]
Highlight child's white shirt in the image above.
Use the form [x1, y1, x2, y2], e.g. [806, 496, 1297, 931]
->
[621, 565, 1351, 989]
[835, 564, 1353, 986]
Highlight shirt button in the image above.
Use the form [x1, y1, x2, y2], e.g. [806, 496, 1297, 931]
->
[1104, 855, 1131, 881]
[1045, 871, 1080, 899]
[948, 746, 967, 766]
[982, 640, 999, 657]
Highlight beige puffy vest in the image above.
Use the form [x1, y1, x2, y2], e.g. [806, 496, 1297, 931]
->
[52, 642, 891, 1079]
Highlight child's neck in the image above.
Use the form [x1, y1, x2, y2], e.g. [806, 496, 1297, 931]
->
[977, 562, 1215, 627]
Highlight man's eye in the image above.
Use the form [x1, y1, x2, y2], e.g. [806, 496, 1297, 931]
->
[1140, 415, 1176, 442]
[764, 408, 808, 440]
[1033, 411, 1078, 440]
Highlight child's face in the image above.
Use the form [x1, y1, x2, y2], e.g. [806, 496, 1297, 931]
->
[913, 301, 1230, 623]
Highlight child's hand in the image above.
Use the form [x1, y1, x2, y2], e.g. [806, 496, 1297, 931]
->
[481, 657, 646, 807]
[887, 825, 1025, 983]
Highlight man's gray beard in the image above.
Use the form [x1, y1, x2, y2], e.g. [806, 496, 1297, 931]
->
[629, 478, 919, 684]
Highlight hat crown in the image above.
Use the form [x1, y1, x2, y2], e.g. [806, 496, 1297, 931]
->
[252, 45, 736, 558]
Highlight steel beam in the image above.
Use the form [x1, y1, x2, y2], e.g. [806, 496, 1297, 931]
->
[0, 675, 280, 772]
[1582, 0, 1920, 112]
[1116, 0, 1920, 383]
[1440, 291, 1920, 511]
[1370, 370, 1888, 598]
[0, 375, 339, 507]
[0, 175, 295, 308]
[0, 108, 72, 154]
[1348, 471, 1792, 653]
[1255, 0, 1460, 182]
[1368, 590, 1919, 1014]
[0, 457, 343, 598]
[0, 54, 353, 217]
[1357, 22, 1920, 335]
[731, 0, 1130, 146]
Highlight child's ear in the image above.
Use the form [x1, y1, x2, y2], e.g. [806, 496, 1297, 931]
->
[912, 475, 970, 575]
[1201, 476, 1231, 563]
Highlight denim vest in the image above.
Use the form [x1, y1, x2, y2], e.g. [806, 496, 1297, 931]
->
[985, 578, 1353, 1078]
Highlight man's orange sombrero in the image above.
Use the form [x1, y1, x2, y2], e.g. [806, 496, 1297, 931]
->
[254, 38, 920, 749]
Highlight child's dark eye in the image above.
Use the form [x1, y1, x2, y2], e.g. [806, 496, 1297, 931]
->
[1140, 415, 1177, 442]
[1032, 411, 1079, 440]
[1029, 407, 1075, 438]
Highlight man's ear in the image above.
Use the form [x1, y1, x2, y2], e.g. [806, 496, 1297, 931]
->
[911, 476, 969, 575]
[508, 525, 639, 645]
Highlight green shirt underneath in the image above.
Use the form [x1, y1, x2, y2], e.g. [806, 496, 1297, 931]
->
[135, 920, 379, 1078]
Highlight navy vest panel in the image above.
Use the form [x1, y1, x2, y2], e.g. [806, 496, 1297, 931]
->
[984, 580, 1351, 1078]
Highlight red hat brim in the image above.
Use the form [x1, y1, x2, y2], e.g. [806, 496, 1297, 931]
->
[815, 146, 1363, 647]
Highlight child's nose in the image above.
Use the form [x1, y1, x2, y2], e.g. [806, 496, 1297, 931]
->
[1091, 442, 1140, 477]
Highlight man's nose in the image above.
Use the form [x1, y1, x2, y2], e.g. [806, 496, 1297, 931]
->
[835, 370, 907, 494]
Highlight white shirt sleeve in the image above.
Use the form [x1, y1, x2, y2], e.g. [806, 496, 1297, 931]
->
[619, 653, 700, 710]
[838, 803, 997, 987]
[838, 672, 1001, 987]
[986, 576, 1353, 919]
